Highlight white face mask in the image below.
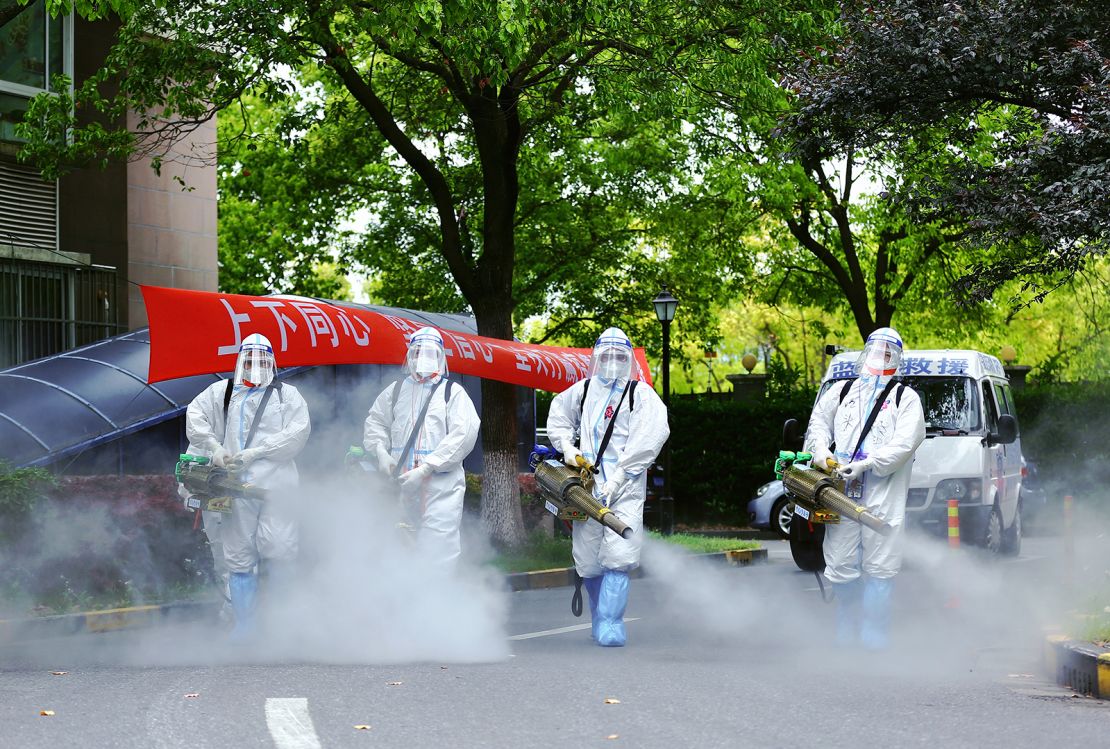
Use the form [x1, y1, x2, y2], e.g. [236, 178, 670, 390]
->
[415, 348, 439, 376]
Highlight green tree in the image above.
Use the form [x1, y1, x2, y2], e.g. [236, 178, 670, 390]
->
[787, 0, 1110, 304]
[19, 0, 822, 547]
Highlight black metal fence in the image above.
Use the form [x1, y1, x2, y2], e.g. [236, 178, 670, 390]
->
[0, 255, 123, 368]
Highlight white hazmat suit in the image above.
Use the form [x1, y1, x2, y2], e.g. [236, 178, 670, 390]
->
[546, 327, 669, 646]
[806, 327, 924, 649]
[363, 327, 481, 566]
[185, 333, 311, 638]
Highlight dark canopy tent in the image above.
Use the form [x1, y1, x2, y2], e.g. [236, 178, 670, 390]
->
[0, 302, 535, 475]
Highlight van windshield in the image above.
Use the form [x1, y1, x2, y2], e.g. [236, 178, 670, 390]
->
[900, 376, 981, 434]
[818, 376, 981, 434]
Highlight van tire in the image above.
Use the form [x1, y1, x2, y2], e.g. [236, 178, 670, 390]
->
[1001, 501, 1022, 556]
[983, 506, 1003, 555]
[789, 515, 825, 572]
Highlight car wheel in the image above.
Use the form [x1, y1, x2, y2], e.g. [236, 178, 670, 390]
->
[1001, 501, 1022, 556]
[982, 506, 1003, 555]
[771, 499, 793, 539]
[789, 512, 825, 572]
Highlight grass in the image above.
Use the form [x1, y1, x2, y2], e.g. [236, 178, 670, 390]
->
[1073, 587, 1110, 646]
[488, 530, 759, 573]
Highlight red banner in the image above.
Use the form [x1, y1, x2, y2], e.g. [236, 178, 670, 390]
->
[141, 286, 653, 392]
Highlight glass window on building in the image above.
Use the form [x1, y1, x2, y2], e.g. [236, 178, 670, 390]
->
[0, 0, 68, 142]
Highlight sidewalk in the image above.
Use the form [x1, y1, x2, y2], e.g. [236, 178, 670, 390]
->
[0, 548, 767, 644]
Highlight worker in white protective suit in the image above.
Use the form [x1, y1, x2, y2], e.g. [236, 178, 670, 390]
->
[363, 327, 480, 566]
[185, 333, 311, 639]
[806, 327, 925, 649]
[546, 327, 670, 647]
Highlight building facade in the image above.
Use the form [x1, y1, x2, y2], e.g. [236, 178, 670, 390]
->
[1, 3, 216, 368]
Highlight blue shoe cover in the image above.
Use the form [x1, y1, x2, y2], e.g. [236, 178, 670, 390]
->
[832, 578, 863, 646]
[229, 571, 258, 640]
[861, 576, 894, 650]
[583, 576, 602, 640]
[595, 570, 630, 647]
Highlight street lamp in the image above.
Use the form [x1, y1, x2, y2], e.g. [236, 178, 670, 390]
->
[652, 284, 678, 535]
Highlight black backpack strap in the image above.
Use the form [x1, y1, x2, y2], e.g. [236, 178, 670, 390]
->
[896, 383, 905, 407]
[243, 382, 280, 449]
[579, 377, 591, 414]
[849, 379, 899, 461]
[390, 379, 403, 413]
[839, 379, 854, 404]
[629, 380, 637, 411]
[445, 379, 454, 403]
[594, 381, 632, 468]
[222, 378, 234, 423]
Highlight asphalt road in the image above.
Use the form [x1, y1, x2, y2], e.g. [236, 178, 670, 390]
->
[1, 533, 1108, 748]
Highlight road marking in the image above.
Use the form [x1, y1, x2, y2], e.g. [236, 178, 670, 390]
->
[265, 698, 322, 749]
[510, 618, 642, 640]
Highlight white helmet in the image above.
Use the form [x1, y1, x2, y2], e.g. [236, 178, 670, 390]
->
[234, 333, 276, 388]
[406, 327, 447, 381]
[856, 327, 903, 378]
[588, 327, 637, 386]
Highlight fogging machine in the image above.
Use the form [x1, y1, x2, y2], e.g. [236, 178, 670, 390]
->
[774, 451, 893, 536]
[529, 445, 632, 539]
[175, 454, 267, 513]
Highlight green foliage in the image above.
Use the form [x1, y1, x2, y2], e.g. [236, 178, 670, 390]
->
[669, 391, 816, 525]
[1011, 381, 1110, 505]
[0, 460, 55, 542]
[788, 0, 1110, 305]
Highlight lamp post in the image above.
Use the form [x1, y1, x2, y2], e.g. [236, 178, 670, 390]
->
[652, 285, 678, 535]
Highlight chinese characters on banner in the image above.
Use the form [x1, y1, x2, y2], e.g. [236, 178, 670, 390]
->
[141, 286, 653, 393]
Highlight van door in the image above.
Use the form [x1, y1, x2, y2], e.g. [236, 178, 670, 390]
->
[993, 381, 1023, 524]
[980, 380, 1007, 517]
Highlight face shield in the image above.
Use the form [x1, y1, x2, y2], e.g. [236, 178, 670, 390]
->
[405, 327, 447, 381]
[588, 327, 636, 386]
[855, 327, 903, 378]
[234, 333, 276, 388]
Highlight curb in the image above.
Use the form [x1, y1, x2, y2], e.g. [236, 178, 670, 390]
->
[1044, 634, 1110, 699]
[0, 549, 767, 643]
[505, 547, 768, 592]
[0, 600, 220, 646]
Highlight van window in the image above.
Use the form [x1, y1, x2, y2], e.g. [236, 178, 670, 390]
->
[982, 381, 999, 432]
[818, 376, 981, 433]
[901, 376, 981, 433]
[993, 382, 1020, 432]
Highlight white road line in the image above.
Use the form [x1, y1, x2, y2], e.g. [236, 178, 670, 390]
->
[265, 698, 323, 749]
[509, 618, 641, 640]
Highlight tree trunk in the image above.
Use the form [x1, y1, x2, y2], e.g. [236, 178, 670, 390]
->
[474, 302, 526, 549]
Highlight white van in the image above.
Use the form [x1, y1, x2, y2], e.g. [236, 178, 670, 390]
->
[790, 349, 1024, 563]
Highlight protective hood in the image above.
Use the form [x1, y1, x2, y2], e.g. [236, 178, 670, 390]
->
[233, 333, 276, 388]
[588, 327, 637, 387]
[405, 327, 447, 381]
[855, 327, 903, 381]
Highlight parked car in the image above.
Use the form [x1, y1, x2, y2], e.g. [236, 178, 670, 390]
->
[747, 479, 793, 539]
[1018, 457, 1054, 529]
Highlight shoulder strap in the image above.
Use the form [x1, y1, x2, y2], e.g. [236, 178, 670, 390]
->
[839, 379, 853, 404]
[244, 382, 279, 449]
[896, 383, 905, 407]
[445, 379, 454, 403]
[391, 379, 403, 413]
[629, 380, 637, 411]
[594, 381, 632, 468]
[222, 378, 233, 421]
[579, 378, 591, 414]
[849, 379, 899, 461]
[392, 379, 444, 479]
